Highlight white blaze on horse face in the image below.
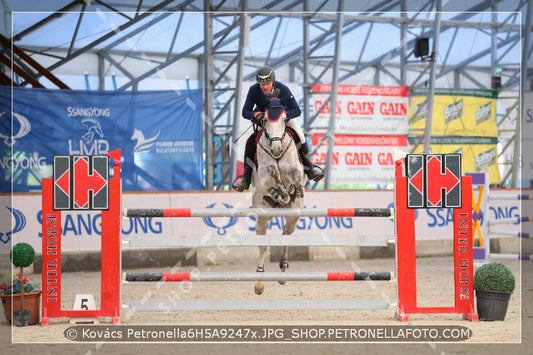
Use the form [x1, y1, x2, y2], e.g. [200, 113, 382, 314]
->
[265, 115, 285, 159]
[265, 112, 286, 159]
[271, 139, 283, 158]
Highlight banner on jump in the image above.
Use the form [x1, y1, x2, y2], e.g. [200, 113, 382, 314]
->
[53, 155, 110, 210]
[0, 87, 203, 192]
[310, 85, 409, 135]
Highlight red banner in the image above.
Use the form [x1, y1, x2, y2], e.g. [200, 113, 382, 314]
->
[311, 134, 409, 185]
[311, 85, 409, 135]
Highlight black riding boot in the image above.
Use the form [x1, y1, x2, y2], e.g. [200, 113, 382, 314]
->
[232, 133, 257, 192]
[298, 141, 324, 182]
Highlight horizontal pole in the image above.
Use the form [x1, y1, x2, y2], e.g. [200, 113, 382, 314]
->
[123, 298, 392, 311]
[488, 216, 533, 226]
[125, 271, 393, 282]
[489, 253, 532, 260]
[488, 194, 533, 200]
[489, 229, 530, 238]
[123, 207, 393, 218]
[123, 234, 394, 248]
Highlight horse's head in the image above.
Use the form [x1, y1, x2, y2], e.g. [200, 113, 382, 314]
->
[263, 98, 287, 159]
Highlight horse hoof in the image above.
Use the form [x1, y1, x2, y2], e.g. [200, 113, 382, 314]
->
[279, 258, 289, 270]
[254, 285, 264, 295]
[279, 196, 290, 205]
[278, 258, 288, 285]
[268, 188, 280, 202]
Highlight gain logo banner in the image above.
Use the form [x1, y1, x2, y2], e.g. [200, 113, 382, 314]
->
[0, 87, 203, 192]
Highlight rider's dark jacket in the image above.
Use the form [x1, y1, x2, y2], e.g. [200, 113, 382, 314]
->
[242, 81, 301, 126]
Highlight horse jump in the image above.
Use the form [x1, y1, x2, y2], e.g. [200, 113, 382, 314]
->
[41, 150, 477, 324]
[468, 171, 532, 260]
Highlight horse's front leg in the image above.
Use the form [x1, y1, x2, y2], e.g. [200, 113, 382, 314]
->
[255, 216, 268, 295]
[267, 165, 290, 205]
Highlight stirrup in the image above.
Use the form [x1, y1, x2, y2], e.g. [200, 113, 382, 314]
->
[232, 175, 248, 192]
[308, 165, 324, 182]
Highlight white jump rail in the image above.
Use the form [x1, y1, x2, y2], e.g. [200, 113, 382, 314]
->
[123, 234, 395, 248]
[123, 207, 394, 218]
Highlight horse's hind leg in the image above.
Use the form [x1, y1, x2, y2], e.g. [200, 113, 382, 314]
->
[255, 216, 268, 295]
[255, 245, 267, 295]
[278, 215, 298, 285]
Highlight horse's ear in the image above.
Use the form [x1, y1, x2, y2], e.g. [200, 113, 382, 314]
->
[266, 88, 281, 99]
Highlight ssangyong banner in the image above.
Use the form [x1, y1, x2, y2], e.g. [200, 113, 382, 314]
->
[310, 85, 410, 135]
[0, 86, 203, 192]
[311, 134, 410, 185]
[409, 88, 501, 184]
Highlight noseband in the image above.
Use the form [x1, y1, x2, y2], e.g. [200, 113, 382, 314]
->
[264, 127, 286, 144]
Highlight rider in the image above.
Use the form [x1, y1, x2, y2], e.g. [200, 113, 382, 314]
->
[232, 66, 324, 192]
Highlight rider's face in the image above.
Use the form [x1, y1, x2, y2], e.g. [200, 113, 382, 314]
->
[259, 81, 274, 95]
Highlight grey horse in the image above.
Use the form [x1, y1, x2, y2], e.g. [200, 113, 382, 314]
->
[251, 97, 306, 295]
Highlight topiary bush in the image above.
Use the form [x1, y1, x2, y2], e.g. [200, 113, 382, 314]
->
[10, 242, 35, 268]
[474, 262, 515, 292]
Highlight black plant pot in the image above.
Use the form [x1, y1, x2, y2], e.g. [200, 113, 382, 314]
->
[13, 310, 31, 327]
[475, 289, 512, 321]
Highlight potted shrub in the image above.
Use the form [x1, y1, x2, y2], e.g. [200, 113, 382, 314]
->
[0, 243, 41, 326]
[474, 262, 515, 321]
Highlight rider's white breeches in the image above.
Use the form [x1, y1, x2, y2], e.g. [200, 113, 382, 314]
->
[286, 119, 306, 144]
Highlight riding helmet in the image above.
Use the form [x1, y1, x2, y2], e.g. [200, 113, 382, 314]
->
[256, 66, 275, 83]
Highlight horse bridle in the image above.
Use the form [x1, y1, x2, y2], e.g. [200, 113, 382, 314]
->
[258, 105, 291, 160]
[264, 126, 287, 145]
[263, 104, 287, 143]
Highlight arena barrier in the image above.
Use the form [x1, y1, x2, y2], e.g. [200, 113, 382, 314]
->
[41, 150, 478, 324]
[467, 172, 532, 260]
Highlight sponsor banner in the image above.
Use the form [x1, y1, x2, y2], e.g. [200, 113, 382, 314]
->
[409, 88, 499, 137]
[409, 88, 501, 184]
[409, 137, 502, 185]
[311, 85, 409, 135]
[3, 190, 526, 253]
[0, 86, 203, 192]
[311, 134, 410, 185]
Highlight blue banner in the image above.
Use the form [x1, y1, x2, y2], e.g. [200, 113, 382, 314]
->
[0, 86, 203, 192]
